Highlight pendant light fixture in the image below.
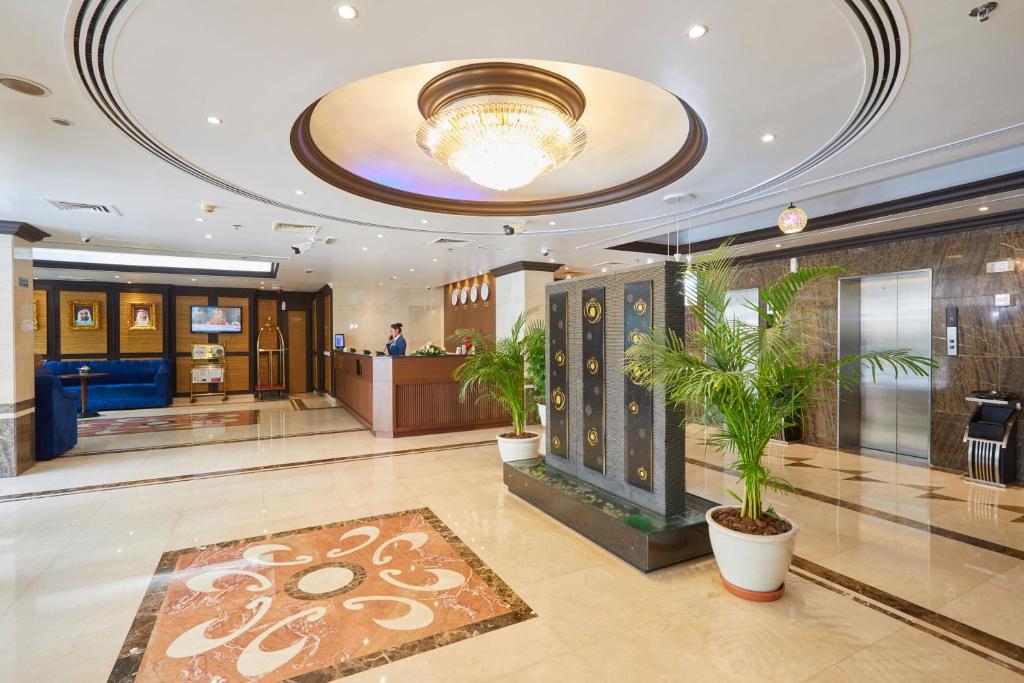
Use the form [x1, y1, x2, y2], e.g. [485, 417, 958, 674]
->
[777, 203, 808, 235]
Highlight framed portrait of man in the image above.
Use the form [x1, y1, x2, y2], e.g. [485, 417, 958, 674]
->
[128, 302, 158, 331]
[69, 301, 101, 330]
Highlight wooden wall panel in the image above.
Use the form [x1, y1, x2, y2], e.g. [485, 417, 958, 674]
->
[257, 299, 278, 344]
[323, 293, 332, 393]
[59, 290, 107, 356]
[175, 295, 209, 352]
[395, 382, 506, 429]
[33, 290, 47, 355]
[119, 292, 163, 354]
[175, 361, 193, 396]
[217, 296, 250, 354]
[443, 274, 495, 351]
[222, 355, 250, 392]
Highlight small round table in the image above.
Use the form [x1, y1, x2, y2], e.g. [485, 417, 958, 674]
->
[58, 372, 109, 418]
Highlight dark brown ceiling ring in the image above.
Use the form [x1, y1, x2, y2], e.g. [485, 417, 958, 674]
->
[417, 62, 587, 120]
[290, 95, 707, 217]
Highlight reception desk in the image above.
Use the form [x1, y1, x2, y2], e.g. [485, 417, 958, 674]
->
[332, 351, 508, 437]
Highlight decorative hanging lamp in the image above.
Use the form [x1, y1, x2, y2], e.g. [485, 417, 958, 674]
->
[777, 203, 808, 235]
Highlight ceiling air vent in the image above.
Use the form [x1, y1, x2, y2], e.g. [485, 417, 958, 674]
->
[592, 260, 625, 268]
[429, 237, 472, 248]
[46, 199, 121, 215]
[273, 221, 321, 235]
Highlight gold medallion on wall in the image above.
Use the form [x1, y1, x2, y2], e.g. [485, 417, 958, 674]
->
[554, 350, 566, 367]
[584, 297, 602, 324]
[586, 357, 600, 375]
[551, 387, 566, 411]
[586, 427, 600, 446]
[637, 466, 649, 481]
[633, 298, 647, 315]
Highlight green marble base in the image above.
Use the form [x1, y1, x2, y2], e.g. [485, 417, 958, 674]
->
[503, 459, 714, 572]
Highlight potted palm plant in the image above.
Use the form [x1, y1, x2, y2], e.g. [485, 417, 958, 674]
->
[452, 310, 544, 462]
[524, 323, 547, 427]
[625, 246, 933, 601]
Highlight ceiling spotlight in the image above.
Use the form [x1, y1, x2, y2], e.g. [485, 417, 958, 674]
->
[204, 234, 213, 239]
[114, 275, 119, 279]
[477, 269, 484, 275]
[687, 24, 708, 39]
[548, 258, 555, 263]
[391, 275, 398, 280]
[127, 281, 132, 284]
[361, 246, 368, 251]
[378, 282, 383, 285]
[432, 258, 438, 262]
[206, 116, 222, 125]
[195, 217, 204, 222]
[337, 4, 359, 19]
[261, 281, 265, 285]
[295, 189, 304, 195]
[420, 219, 429, 224]
[778, 203, 808, 235]
[377, 233, 384, 239]
[191, 277, 197, 282]
[409, 268, 416, 272]
[549, 221, 556, 226]
[0, 76, 50, 97]
[50, 118, 74, 127]
[760, 133, 776, 143]
[969, 2, 997, 22]
[978, 205, 990, 212]
[774, 244, 782, 248]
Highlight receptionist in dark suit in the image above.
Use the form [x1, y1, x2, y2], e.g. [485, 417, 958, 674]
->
[385, 322, 407, 356]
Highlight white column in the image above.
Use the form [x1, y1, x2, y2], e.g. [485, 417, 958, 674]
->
[495, 264, 557, 338]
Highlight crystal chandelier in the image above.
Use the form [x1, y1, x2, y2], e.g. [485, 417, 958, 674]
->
[415, 63, 589, 192]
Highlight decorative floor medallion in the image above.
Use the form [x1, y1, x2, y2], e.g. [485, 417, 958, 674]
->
[110, 509, 533, 682]
[80, 410, 260, 437]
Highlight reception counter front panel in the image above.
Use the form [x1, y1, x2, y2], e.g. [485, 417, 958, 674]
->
[332, 352, 508, 437]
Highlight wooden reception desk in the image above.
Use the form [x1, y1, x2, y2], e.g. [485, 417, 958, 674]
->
[331, 351, 508, 437]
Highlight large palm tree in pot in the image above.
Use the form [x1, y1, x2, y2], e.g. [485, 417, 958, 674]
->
[625, 247, 933, 600]
[452, 310, 545, 462]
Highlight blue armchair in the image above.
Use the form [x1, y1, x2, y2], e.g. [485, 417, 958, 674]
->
[35, 373, 79, 460]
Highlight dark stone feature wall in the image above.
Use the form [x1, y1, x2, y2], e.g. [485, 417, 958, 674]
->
[547, 292, 568, 458]
[718, 221, 1024, 478]
[546, 262, 688, 516]
[624, 281, 654, 491]
[581, 287, 606, 473]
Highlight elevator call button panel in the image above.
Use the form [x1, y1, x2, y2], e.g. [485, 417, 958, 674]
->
[946, 307, 958, 356]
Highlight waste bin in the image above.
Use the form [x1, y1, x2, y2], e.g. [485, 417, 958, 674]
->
[963, 390, 1019, 487]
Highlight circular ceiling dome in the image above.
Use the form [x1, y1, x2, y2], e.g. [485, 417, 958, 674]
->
[291, 59, 706, 216]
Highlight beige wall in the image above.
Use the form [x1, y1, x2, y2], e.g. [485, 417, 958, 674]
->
[495, 269, 552, 338]
[0, 236, 36, 405]
[332, 284, 443, 354]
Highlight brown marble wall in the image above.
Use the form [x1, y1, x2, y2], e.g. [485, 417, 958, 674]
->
[710, 220, 1024, 477]
[0, 404, 35, 477]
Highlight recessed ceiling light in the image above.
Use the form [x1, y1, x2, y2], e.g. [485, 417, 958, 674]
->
[337, 4, 358, 19]
[377, 233, 384, 239]
[361, 246, 368, 251]
[206, 116, 222, 125]
[646, 258, 655, 264]
[378, 282, 383, 285]
[420, 219, 429, 224]
[114, 275, 119, 279]
[549, 258, 555, 263]
[127, 281, 132, 284]
[978, 205, 990, 212]
[50, 118, 74, 127]
[260, 281, 265, 285]
[409, 268, 415, 272]
[204, 234, 213, 239]
[760, 133, 776, 143]
[774, 244, 782, 248]
[195, 217, 204, 223]
[549, 221, 556, 226]
[295, 189, 304, 195]
[191, 277, 197, 282]
[432, 258, 438, 262]
[391, 275, 398, 280]
[687, 24, 708, 39]
[1, 76, 50, 97]
[601, 267, 608, 273]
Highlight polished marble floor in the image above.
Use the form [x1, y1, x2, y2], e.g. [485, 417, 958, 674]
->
[2, 408, 1023, 681]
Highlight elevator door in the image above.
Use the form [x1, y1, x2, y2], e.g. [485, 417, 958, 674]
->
[858, 271, 931, 459]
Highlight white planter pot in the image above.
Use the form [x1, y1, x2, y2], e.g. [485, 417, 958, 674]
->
[706, 505, 798, 600]
[537, 403, 547, 427]
[496, 433, 541, 463]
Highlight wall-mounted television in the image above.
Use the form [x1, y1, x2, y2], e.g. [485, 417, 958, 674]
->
[191, 305, 243, 334]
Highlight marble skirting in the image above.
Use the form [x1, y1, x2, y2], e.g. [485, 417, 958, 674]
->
[503, 459, 714, 572]
[0, 405, 34, 477]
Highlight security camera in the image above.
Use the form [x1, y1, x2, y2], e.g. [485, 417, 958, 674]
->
[540, 246, 550, 257]
[291, 241, 312, 255]
[502, 224, 515, 236]
[81, 234, 91, 244]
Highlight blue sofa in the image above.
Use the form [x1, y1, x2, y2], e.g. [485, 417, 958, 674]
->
[43, 359, 173, 411]
[34, 373, 79, 460]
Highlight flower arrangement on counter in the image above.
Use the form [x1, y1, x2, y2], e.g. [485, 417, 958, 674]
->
[412, 342, 447, 357]
[78, 365, 91, 375]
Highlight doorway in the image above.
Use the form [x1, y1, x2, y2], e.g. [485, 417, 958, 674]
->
[837, 270, 932, 460]
[287, 311, 309, 394]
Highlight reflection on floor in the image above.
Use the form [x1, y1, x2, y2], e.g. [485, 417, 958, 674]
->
[2, 414, 1023, 680]
[79, 409, 261, 437]
[113, 509, 531, 682]
[67, 393, 364, 457]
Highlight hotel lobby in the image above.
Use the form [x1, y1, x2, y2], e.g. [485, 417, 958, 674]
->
[3, 1, 1024, 681]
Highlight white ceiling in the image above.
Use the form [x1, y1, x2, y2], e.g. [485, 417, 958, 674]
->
[1, 0, 1023, 292]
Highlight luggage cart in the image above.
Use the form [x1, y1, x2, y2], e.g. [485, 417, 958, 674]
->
[256, 316, 287, 400]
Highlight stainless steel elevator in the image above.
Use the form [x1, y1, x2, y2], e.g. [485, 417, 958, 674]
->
[837, 270, 932, 460]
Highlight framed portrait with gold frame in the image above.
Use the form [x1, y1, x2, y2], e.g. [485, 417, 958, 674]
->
[69, 301, 101, 330]
[127, 302, 158, 331]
